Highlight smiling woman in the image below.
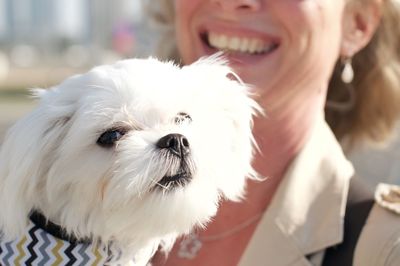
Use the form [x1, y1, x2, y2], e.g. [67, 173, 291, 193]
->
[147, 0, 400, 148]
[145, 0, 400, 266]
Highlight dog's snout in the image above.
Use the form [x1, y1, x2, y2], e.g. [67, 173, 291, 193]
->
[157, 134, 190, 157]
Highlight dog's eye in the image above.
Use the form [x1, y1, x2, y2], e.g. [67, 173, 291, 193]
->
[174, 112, 192, 124]
[97, 129, 126, 147]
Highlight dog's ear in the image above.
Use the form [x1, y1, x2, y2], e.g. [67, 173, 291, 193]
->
[0, 87, 75, 239]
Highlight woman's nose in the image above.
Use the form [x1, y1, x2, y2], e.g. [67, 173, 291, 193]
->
[210, 0, 261, 12]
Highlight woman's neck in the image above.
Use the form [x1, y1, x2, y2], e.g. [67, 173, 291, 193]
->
[253, 111, 316, 180]
[204, 89, 327, 233]
[253, 85, 327, 180]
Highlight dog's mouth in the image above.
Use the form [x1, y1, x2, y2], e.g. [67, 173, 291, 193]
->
[152, 134, 196, 190]
[158, 171, 192, 187]
[155, 162, 194, 190]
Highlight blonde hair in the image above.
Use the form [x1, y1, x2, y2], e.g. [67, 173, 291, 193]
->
[326, 0, 400, 148]
[144, 0, 400, 148]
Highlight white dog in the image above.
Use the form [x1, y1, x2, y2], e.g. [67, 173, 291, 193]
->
[0, 56, 259, 265]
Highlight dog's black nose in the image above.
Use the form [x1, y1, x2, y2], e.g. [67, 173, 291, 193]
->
[156, 134, 190, 157]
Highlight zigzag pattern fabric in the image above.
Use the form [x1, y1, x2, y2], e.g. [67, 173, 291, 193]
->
[0, 221, 125, 265]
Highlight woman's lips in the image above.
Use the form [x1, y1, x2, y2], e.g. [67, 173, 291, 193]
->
[199, 30, 280, 66]
[206, 31, 279, 54]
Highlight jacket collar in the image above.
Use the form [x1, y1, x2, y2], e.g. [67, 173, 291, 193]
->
[240, 117, 354, 266]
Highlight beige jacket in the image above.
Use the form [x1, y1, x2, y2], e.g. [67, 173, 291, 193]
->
[239, 117, 400, 266]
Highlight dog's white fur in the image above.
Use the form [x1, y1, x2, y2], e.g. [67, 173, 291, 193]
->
[0, 56, 259, 265]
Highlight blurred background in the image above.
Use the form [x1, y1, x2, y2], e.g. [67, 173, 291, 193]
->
[0, 0, 155, 138]
[0, 0, 399, 188]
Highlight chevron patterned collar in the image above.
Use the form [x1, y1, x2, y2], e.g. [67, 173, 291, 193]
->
[0, 212, 126, 265]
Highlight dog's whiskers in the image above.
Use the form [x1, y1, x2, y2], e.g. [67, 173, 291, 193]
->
[87, 84, 110, 90]
[154, 181, 169, 191]
[148, 152, 175, 192]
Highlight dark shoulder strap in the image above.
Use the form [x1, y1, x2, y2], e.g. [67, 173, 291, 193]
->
[321, 175, 375, 266]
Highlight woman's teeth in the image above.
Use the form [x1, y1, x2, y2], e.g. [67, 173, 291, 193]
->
[208, 32, 276, 54]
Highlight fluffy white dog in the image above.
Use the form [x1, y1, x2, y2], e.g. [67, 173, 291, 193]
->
[0, 56, 259, 265]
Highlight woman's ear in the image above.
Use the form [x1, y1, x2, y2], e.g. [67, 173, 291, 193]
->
[340, 0, 383, 57]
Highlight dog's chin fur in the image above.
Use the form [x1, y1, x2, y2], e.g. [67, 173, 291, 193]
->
[0, 56, 260, 264]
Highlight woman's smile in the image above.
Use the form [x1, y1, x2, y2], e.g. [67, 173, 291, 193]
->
[198, 25, 281, 68]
